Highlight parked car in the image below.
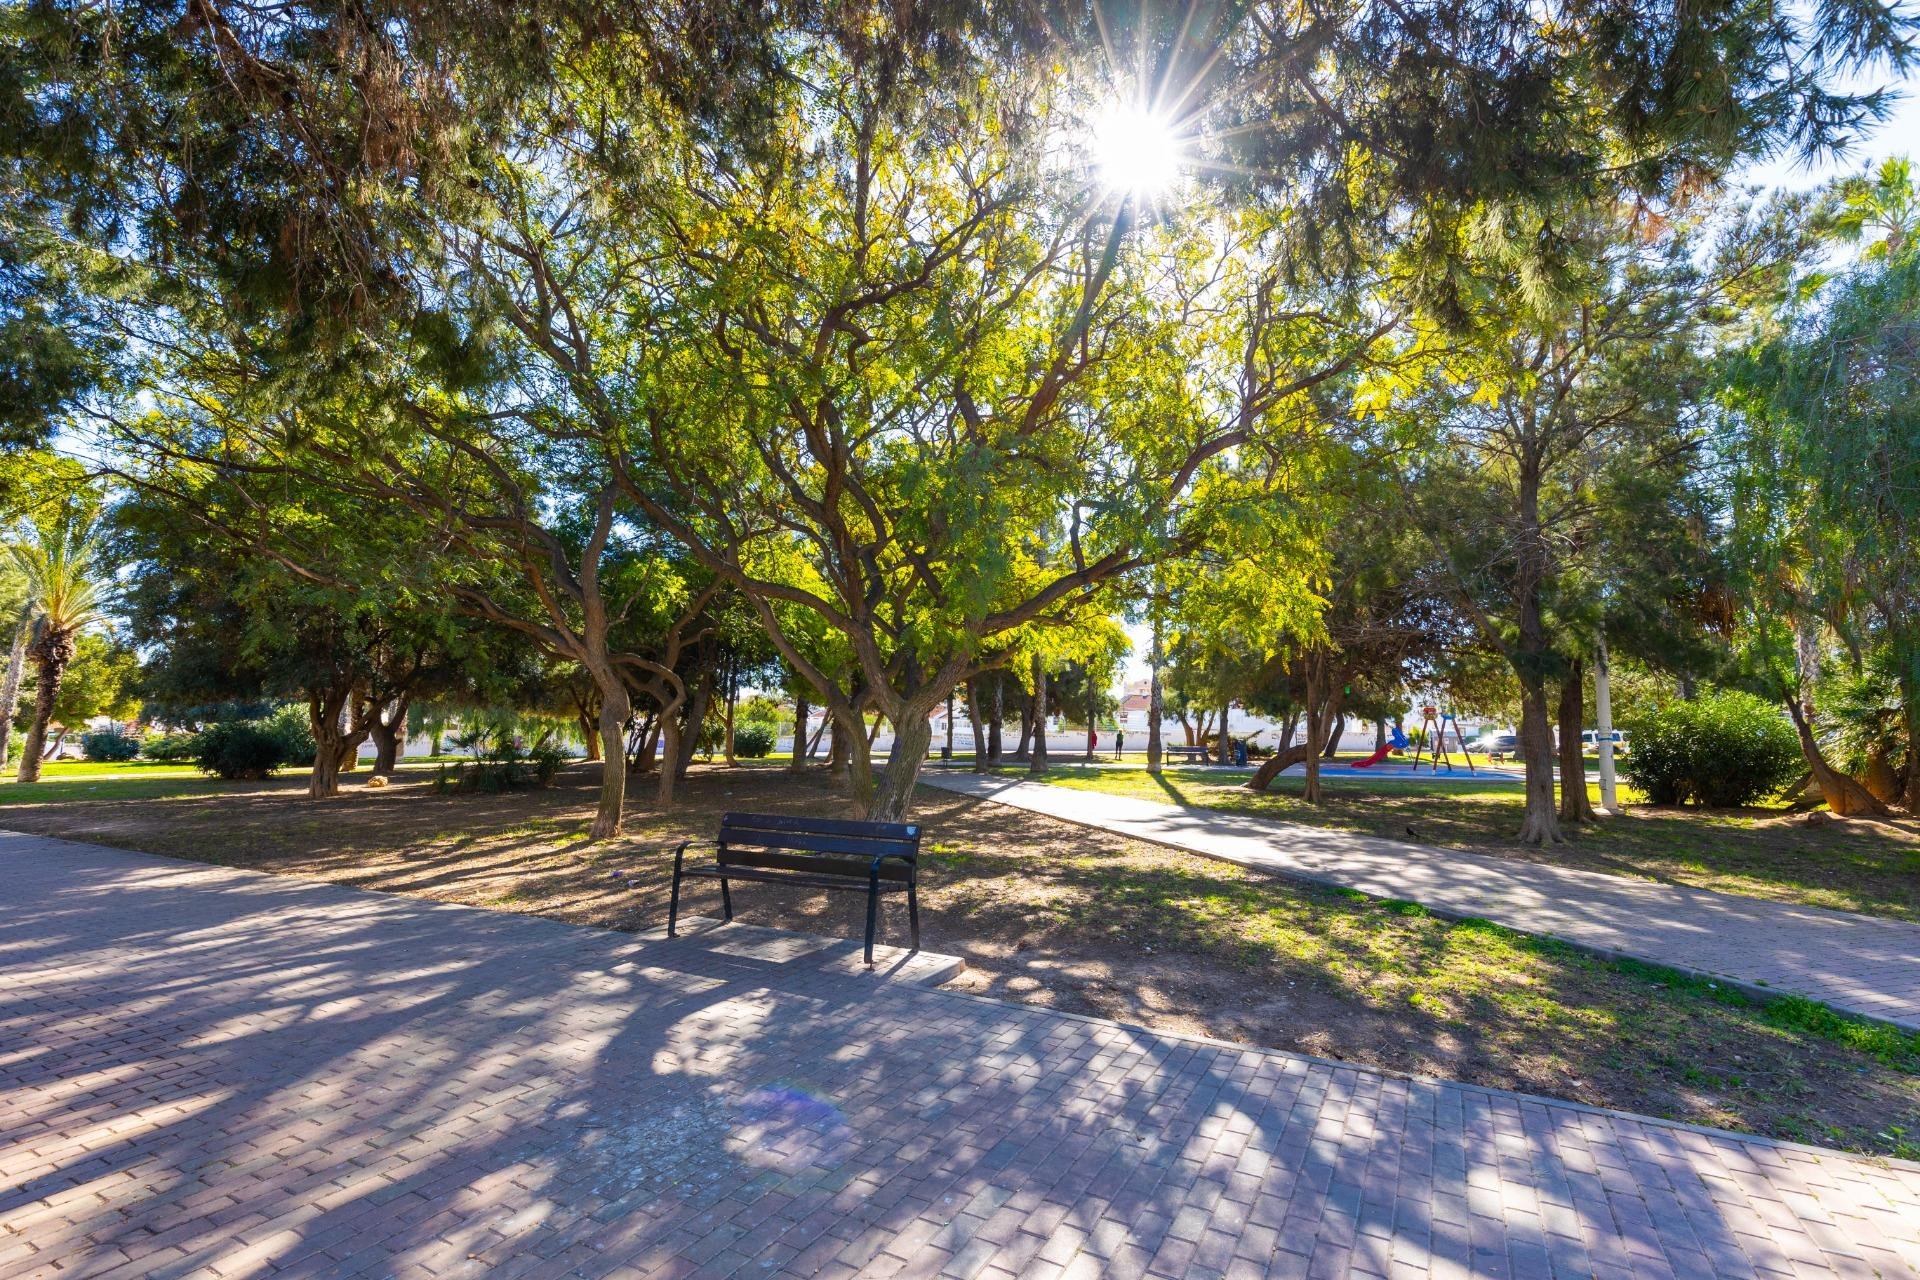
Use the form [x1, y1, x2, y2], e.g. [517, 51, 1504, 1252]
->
[1580, 729, 1628, 752]
[1473, 731, 1519, 758]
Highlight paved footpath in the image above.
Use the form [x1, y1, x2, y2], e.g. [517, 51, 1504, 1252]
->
[3, 833, 1918, 1280]
[922, 773, 1920, 1032]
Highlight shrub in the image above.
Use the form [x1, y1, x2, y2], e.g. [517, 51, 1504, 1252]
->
[437, 733, 562, 793]
[1622, 690, 1803, 808]
[142, 732, 202, 762]
[194, 721, 288, 780]
[530, 742, 566, 785]
[81, 729, 142, 762]
[260, 704, 317, 766]
[733, 722, 776, 758]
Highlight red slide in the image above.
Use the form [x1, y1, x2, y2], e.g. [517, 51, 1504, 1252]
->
[1351, 743, 1394, 768]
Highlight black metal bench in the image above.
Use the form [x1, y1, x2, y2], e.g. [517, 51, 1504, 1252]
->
[668, 812, 922, 966]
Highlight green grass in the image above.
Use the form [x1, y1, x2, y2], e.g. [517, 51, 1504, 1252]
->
[0, 774, 246, 805]
[987, 761, 1920, 922]
[20, 759, 206, 778]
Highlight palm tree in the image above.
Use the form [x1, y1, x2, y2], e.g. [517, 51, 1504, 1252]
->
[10, 509, 107, 783]
[1832, 156, 1916, 262]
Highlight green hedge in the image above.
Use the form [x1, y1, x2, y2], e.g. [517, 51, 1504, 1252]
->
[733, 722, 776, 758]
[1622, 690, 1802, 808]
[81, 729, 142, 762]
[194, 721, 289, 780]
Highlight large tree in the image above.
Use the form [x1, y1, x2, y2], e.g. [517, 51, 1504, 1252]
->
[1722, 171, 1920, 811]
[1400, 199, 1806, 843]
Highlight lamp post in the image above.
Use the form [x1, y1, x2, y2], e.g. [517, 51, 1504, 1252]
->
[1595, 629, 1619, 814]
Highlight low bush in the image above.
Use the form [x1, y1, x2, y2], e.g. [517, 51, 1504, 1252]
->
[1622, 690, 1803, 808]
[434, 733, 563, 793]
[81, 729, 142, 762]
[142, 732, 202, 762]
[260, 705, 317, 766]
[732, 722, 776, 758]
[194, 721, 288, 780]
[530, 742, 566, 784]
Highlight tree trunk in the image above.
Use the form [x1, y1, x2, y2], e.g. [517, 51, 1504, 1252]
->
[15, 624, 73, 784]
[1083, 673, 1098, 762]
[675, 669, 712, 780]
[579, 711, 602, 761]
[1784, 696, 1889, 817]
[790, 689, 810, 773]
[630, 712, 658, 773]
[1515, 674, 1561, 844]
[868, 701, 934, 821]
[722, 661, 738, 765]
[306, 684, 350, 800]
[1247, 744, 1310, 791]
[1012, 696, 1032, 763]
[965, 681, 989, 774]
[656, 709, 683, 810]
[1217, 702, 1231, 765]
[828, 717, 849, 781]
[0, 619, 27, 770]
[844, 710, 876, 810]
[592, 683, 633, 836]
[988, 680, 1004, 764]
[1321, 711, 1344, 760]
[1028, 657, 1049, 776]
[1900, 672, 1920, 813]
[1375, 718, 1387, 751]
[370, 700, 408, 777]
[1557, 659, 1595, 824]
[1147, 629, 1165, 774]
[944, 690, 955, 760]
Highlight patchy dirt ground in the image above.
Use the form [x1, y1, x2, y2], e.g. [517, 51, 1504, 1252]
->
[5, 760, 1917, 1158]
[1017, 764, 1920, 922]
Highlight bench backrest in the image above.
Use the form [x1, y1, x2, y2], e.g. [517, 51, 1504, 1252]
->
[716, 812, 921, 882]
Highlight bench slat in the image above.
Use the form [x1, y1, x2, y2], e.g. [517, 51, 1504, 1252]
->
[682, 865, 912, 892]
[719, 831, 919, 861]
[721, 811, 920, 841]
[718, 848, 913, 881]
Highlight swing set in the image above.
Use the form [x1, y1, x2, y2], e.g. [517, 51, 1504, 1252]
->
[1408, 704, 1476, 774]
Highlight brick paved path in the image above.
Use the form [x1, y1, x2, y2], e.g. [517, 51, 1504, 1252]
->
[4, 831, 1918, 1280]
[923, 773, 1920, 1031]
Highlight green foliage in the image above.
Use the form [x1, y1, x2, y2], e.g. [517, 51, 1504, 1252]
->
[80, 727, 140, 762]
[435, 731, 563, 793]
[1621, 690, 1802, 807]
[193, 721, 288, 780]
[141, 732, 201, 762]
[732, 722, 775, 758]
[52, 632, 141, 725]
[259, 705, 317, 766]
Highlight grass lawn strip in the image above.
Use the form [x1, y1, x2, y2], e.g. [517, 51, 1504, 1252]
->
[2, 760, 1914, 1158]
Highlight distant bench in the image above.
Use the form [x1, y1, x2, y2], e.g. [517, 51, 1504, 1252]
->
[667, 812, 922, 966]
[1163, 746, 1215, 764]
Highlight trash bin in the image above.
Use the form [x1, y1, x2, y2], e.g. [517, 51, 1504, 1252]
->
[1233, 740, 1248, 767]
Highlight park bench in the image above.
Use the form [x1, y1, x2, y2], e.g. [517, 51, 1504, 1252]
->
[1164, 745, 1216, 764]
[667, 812, 922, 966]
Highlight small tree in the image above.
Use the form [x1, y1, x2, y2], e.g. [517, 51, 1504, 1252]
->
[10, 505, 108, 782]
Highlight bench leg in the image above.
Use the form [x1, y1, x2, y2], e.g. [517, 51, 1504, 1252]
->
[720, 876, 733, 922]
[669, 861, 683, 939]
[864, 876, 880, 967]
[907, 881, 920, 954]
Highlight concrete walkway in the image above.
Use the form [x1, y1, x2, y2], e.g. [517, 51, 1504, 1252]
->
[3, 832, 1919, 1279]
[922, 774, 1920, 1031]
